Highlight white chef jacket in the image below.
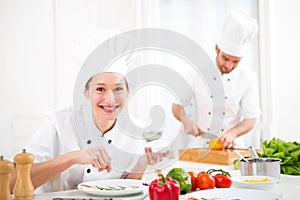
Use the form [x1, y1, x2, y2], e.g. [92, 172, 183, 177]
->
[26, 109, 146, 193]
[178, 65, 261, 148]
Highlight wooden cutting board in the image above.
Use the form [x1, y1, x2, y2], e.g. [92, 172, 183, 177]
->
[178, 148, 252, 165]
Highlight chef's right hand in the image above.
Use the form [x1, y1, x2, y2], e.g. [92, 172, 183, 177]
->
[182, 115, 201, 137]
[74, 147, 111, 172]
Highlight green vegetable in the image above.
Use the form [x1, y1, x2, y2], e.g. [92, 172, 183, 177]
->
[272, 152, 285, 159]
[281, 165, 300, 175]
[233, 159, 240, 170]
[260, 138, 300, 175]
[166, 168, 192, 194]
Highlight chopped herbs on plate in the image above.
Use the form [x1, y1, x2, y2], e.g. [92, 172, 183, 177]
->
[80, 184, 140, 191]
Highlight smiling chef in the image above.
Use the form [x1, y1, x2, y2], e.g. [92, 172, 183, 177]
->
[9, 31, 168, 193]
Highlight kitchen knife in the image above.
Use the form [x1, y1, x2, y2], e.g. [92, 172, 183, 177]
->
[199, 130, 218, 139]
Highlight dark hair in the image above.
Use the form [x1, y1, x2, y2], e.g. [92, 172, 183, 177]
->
[85, 73, 129, 91]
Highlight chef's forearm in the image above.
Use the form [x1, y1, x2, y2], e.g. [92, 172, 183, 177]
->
[10, 151, 77, 191]
[172, 103, 187, 122]
[126, 155, 148, 180]
[230, 118, 256, 137]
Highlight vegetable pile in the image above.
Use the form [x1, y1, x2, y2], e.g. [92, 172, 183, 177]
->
[259, 138, 300, 175]
[148, 167, 232, 200]
[187, 169, 232, 191]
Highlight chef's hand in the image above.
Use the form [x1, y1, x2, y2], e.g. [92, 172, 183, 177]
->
[142, 147, 169, 165]
[219, 129, 238, 149]
[74, 147, 111, 172]
[182, 115, 201, 136]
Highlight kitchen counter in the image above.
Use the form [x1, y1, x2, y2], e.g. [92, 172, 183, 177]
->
[32, 159, 300, 200]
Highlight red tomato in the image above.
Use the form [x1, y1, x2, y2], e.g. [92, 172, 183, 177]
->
[214, 174, 232, 188]
[197, 172, 215, 190]
[188, 171, 198, 191]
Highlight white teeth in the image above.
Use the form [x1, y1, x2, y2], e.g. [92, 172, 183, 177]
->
[99, 105, 120, 110]
[100, 106, 116, 110]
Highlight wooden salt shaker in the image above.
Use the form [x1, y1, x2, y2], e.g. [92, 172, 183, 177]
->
[13, 149, 34, 200]
[0, 155, 14, 200]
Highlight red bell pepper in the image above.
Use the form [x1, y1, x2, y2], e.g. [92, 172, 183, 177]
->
[149, 174, 180, 200]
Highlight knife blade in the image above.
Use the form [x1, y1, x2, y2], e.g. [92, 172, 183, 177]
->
[199, 130, 218, 139]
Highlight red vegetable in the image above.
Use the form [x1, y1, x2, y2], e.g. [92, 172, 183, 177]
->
[214, 174, 232, 188]
[149, 174, 180, 200]
[188, 171, 198, 191]
[197, 172, 215, 190]
[207, 169, 232, 188]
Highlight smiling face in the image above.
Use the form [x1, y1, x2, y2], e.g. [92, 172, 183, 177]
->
[215, 45, 241, 74]
[84, 72, 129, 128]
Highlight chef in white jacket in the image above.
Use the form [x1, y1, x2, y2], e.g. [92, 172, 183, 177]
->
[10, 72, 168, 193]
[172, 10, 261, 149]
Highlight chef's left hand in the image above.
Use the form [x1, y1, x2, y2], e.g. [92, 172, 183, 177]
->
[219, 129, 238, 149]
[141, 147, 169, 165]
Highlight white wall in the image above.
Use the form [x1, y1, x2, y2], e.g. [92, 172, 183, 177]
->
[268, 0, 300, 141]
[0, 0, 55, 158]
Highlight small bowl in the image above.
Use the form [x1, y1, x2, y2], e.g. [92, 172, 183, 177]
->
[232, 175, 278, 190]
[147, 139, 170, 152]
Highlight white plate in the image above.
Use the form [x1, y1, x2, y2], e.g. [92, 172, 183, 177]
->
[232, 175, 278, 190]
[185, 188, 282, 200]
[280, 174, 300, 180]
[77, 179, 144, 196]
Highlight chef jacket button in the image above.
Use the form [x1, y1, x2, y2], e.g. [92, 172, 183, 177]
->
[221, 129, 224, 132]
[213, 77, 217, 80]
[223, 112, 225, 115]
[210, 95, 213, 98]
[207, 128, 210, 131]
[87, 168, 91, 173]
[225, 96, 228, 99]
[208, 112, 211, 115]
[108, 139, 112, 144]
[227, 78, 230, 81]
[87, 140, 91, 144]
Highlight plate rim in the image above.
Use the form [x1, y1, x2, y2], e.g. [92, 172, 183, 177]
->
[232, 175, 279, 184]
[77, 179, 144, 196]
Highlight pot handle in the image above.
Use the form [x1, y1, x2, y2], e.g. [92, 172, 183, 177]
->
[248, 146, 259, 158]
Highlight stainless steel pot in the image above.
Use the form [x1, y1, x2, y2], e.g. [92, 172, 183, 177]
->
[240, 158, 281, 180]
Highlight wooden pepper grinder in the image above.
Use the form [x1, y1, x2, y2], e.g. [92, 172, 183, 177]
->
[13, 149, 34, 200]
[0, 155, 14, 200]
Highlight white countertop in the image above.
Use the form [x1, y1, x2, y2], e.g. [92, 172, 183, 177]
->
[32, 159, 300, 200]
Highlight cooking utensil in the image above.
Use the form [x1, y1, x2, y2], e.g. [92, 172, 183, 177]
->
[240, 158, 281, 180]
[200, 131, 218, 139]
[248, 146, 259, 158]
[234, 149, 249, 163]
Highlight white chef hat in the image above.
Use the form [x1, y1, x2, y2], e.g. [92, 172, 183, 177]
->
[74, 30, 136, 76]
[218, 10, 258, 57]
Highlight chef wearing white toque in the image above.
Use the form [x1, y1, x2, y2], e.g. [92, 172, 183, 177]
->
[172, 10, 261, 149]
[10, 30, 168, 193]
